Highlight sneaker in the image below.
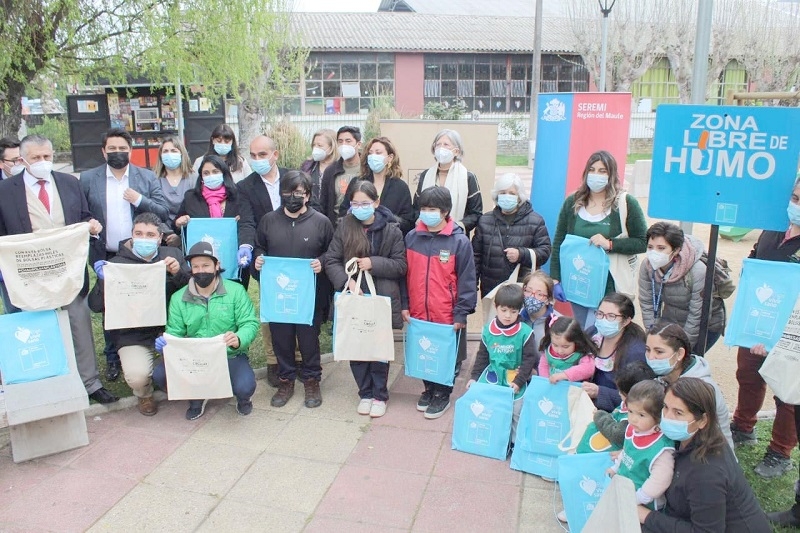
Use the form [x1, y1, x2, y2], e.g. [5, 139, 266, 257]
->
[370, 400, 387, 418]
[303, 378, 322, 408]
[730, 422, 757, 446]
[185, 399, 209, 421]
[557, 510, 567, 523]
[266, 364, 280, 388]
[271, 379, 295, 407]
[357, 398, 373, 415]
[137, 396, 158, 416]
[767, 508, 800, 527]
[754, 449, 793, 478]
[424, 394, 451, 419]
[540, 476, 556, 482]
[416, 389, 433, 412]
[236, 399, 253, 416]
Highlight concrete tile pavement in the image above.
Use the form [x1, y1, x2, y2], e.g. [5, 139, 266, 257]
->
[0, 342, 569, 532]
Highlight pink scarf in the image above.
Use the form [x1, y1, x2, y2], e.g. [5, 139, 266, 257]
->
[201, 186, 227, 218]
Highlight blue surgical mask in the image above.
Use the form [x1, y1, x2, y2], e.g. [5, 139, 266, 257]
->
[161, 153, 182, 170]
[132, 238, 159, 257]
[251, 158, 272, 176]
[214, 143, 232, 156]
[646, 353, 677, 376]
[497, 193, 518, 212]
[367, 154, 386, 173]
[595, 317, 621, 338]
[660, 417, 697, 442]
[586, 173, 608, 192]
[203, 173, 224, 190]
[524, 296, 546, 317]
[352, 205, 375, 221]
[788, 201, 800, 226]
[419, 211, 443, 228]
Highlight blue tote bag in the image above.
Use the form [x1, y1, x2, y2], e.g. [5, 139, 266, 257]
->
[404, 317, 458, 386]
[726, 258, 800, 351]
[557, 452, 614, 533]
[185, 218, 239, 280]
[559, 234, 610, 308]
[452, 382, 514, 460]
[260, 256, 317, 325]
[0, 310, 69, 384]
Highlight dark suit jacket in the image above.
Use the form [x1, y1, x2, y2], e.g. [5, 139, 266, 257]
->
[79, 164, 170, 264]
[236, 168, 290, 227]
[174, 188, 256, 248]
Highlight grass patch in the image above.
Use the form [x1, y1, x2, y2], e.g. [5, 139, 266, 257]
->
[496, 154, 528, 167]
[626, 152, 652, 164]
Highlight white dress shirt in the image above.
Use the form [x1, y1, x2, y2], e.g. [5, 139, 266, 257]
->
[105, 165, 135, 252]
[261, 168, 282, 209]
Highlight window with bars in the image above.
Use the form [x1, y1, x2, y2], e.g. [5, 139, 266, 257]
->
[303, 52, 395, 114]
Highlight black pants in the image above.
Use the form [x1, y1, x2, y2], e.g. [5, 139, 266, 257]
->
[422, 329, 467, 397]
[351, 361, 390, 401]
[271, 322, 321, 381]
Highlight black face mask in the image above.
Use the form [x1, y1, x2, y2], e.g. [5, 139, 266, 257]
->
[193, 272, 216, 288]
[106, 151, 130, 170]
[283, 195, 305, 213]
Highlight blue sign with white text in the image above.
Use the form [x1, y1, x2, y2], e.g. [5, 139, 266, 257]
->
[649, 105, 800, 231]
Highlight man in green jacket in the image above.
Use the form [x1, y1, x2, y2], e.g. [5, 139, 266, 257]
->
[152, 241, 259, 420]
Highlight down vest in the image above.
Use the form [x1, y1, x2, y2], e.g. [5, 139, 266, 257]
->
[323, 206, 408, 328]
[472, 201, 551, 295]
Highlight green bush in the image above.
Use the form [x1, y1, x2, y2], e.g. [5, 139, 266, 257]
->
[423, 99, 467, 121]
[364, 93, 399, 142]
[29, 116, 70, 152]
[267, 118, 307, 169]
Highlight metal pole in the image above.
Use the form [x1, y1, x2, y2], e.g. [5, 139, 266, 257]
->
[176, 77, 185, 142]
[528, 0, 543, 168]
[599, 14, 609, 92]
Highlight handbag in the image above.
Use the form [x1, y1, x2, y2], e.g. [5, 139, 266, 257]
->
[404, 317, 458, 386]
[759, 294, 800, 404]
[259, 256, 317, 326]
[333, 258, 394, 362]
[162, 333, 233, 400]
[103, 262, 167, 330]
[0, 310, 70, 384]
[557, 452, 614, 533]
[607, 193, 639, 300]
[559, 235, 610, 308]
[582, 475, 642, 533]
[185, 218, 240, 280]
[452, 381, 514, 460]
[481, 249, 536, 324]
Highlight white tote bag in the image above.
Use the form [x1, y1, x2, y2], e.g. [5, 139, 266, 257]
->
[334, 259, 395, 362]
[608, 193, 639, 301]
[760, 294, 800, 404]
[582, 475, 642, 533]
[482, 249, 536, 324]
[163, 334, 233, 400]
[104, 262, 167, 330]
[0, 222, 90, 311]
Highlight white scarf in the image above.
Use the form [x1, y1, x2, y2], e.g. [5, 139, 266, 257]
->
[421, 161, 469, 224]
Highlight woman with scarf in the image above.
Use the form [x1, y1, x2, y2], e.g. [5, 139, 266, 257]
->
[413, 129, 482, 234]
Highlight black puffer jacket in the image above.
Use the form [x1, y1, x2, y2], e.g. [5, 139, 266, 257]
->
[472, 201, 551, 295]
[324, 205, 407, 328]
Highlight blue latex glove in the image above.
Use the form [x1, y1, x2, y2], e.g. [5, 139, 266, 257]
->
[237, 246, 252, 267]
[155, 335, 167, 353]
[553, 282, 567, 302]
[93, 260, 108, 280]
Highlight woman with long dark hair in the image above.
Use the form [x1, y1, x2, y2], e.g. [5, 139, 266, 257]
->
[192, 124, 252, 183]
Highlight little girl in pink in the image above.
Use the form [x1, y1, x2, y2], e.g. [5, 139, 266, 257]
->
[538, 316, 596, 383]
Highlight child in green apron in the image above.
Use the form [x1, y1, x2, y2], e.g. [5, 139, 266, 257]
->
[537, 316, 597, 383]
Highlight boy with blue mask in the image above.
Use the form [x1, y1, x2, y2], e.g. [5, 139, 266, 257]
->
[401, 186, 477, 419]
[88, 211, 191, 416]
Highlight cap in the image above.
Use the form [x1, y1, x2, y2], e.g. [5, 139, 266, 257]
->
[185, 241, 219, 263]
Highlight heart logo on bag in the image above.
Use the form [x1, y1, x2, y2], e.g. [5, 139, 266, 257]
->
[538, 397, 554, 415]
[14, 327, 31, 344]
[756, 284, 773, 304]
[276, 273, 291, 290]
[419, 336, 432, 351]
[579, 476, 597, 496]
[572, 255, 585, 271]
[470, 400, 485, 417]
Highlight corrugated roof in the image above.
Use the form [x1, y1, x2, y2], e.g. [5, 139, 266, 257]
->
[378, 0, 573, 18]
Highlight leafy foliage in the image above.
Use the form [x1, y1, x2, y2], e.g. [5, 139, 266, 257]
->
[363, 91, 400, 143]
[28, 116, 70, 151]
[266, 118, 308, 170]
[423, 100, 467, 120]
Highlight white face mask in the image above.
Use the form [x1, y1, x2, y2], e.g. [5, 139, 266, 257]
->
[311, 147, 327, 162]
[27, 160, 53, 181]
[9, 164, 25, 177]
[435, 147, 455, 165]
[339, 144, 357, 160]
[647, 249, 672, 270]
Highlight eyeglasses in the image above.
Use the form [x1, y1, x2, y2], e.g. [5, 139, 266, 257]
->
[282, 191, 307, 199]
[350, 201, 374, 208]
[523, 289, 548, 300]
[1, 158, 22, 164]
[594, 310, 621, 321]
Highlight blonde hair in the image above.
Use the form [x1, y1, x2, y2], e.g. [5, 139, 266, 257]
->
[312, 128, 338, 161]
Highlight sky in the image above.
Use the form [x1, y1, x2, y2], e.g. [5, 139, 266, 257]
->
[292, 0, 381, 11]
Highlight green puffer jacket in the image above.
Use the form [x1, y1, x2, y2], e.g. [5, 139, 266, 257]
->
[166, 278, 259, 358]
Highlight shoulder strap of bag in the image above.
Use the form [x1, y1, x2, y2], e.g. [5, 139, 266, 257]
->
[616, 192, 629, 239]
[343, 258, 359, 293]
[354, 267, 378, 296]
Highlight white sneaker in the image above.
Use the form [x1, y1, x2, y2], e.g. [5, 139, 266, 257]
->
[370, 400, 387, 418]
[357, 398, 372, 415]
[557, 510, 567, 523]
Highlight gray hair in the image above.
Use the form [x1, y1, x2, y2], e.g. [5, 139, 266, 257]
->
[431, 129, 464, 160]
[19, 134, 53, 158]
[492, 173, 529, 203]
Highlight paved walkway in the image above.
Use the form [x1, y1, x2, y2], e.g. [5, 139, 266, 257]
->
[0, 342, 566, 533]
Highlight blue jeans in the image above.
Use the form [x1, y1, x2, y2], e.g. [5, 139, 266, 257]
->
[152, 353, 256, 402]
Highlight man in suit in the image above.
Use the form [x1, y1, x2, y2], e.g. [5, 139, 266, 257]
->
[80, 127, 169, 382]
[0, 137, 25, 313]
[0, 134, 118, 403]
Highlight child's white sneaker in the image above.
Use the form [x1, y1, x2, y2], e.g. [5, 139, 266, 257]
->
[370, 400, 387, 418]
[557, 510, 567, 522]
[357, 398, 372, 415]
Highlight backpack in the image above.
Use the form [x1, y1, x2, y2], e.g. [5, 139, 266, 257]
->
[699, 252, 736, 300]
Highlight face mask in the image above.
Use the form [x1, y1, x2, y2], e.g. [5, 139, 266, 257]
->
[497, 193, 518, 212]
[203, 173, 224, 190]
[312, 147, 327, 162]
[106, 151, 129, 170]
[435, 147, 455, 165]
[251, 158, 272, 176]
[283, 195, 305, 213]
[352, 205, 375, 221]
[367, 154, 386, 173]
[660, 417, 697, 442]
[595, 317, 621, 338]
[339, 144, 356, 160]
[161, 153, 182, 170]
[524, 296, 546, 317]
[646, 352, 677, 376]
[27, 160, 53, 180]
[419, 211, 443, 228]
[214, 143, 232, 156]
[193, 272, 216, 288]
[9, 164, 25, 177]
[788, 201, 800, 226]
[647, 250, 672, 270]
[132, 238, 159, 257]
[586, 173, 608, 192]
